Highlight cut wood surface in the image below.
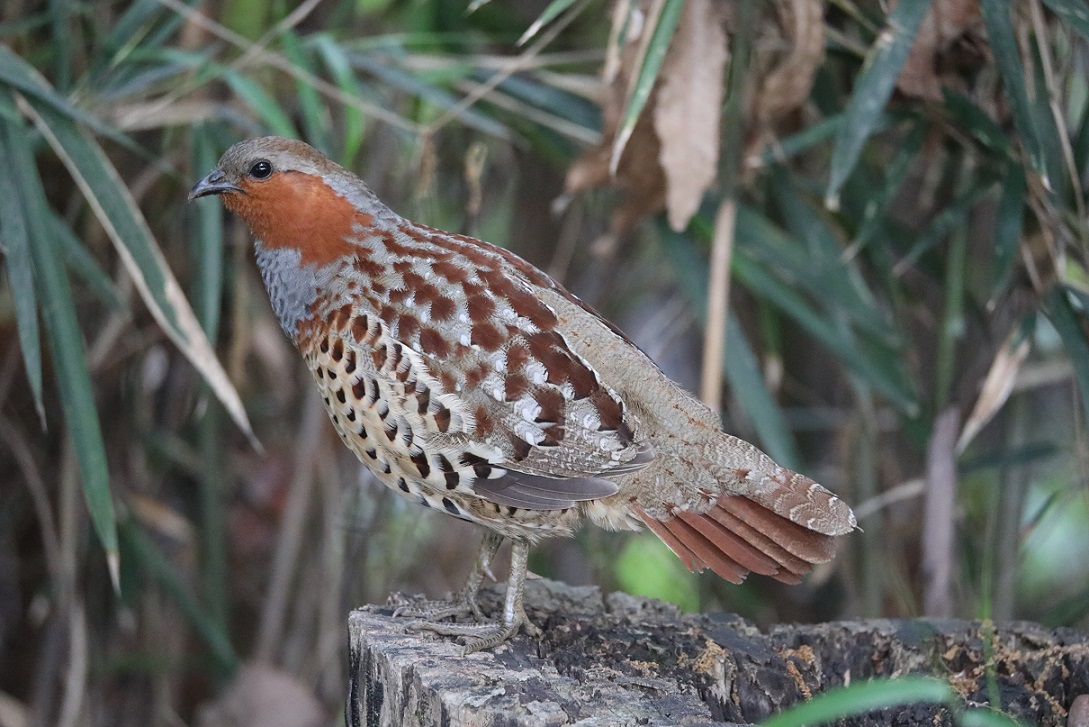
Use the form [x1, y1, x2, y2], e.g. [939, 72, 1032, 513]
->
[346, 578, 1089, 726]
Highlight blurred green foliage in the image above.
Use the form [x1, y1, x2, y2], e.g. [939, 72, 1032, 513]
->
[0, 0, 1087, 724]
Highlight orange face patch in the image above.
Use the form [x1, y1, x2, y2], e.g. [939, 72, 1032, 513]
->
[223, 171, 374, 267]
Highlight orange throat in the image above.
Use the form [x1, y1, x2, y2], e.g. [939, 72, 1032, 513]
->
[223, 171, 373, 268]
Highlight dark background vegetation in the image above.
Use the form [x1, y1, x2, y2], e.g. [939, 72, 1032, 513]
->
[0, 0, 1087, 725]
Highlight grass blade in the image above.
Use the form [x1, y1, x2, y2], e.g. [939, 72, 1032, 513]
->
[1042, 287, 1089, 425]
[826, 0, 933, 208]
[660, 222, 802, 467]
[0, 102, 44, 427]
[223, 69, 298, 137]
[119, 519, 237, 675]
[518, 0, 579, 46]
[609, 0, 684, 174]
[311, 34, 366, 165]
[760, 676, 955, 727]
[980, 2, 1051, 188]
[279, 29, 331, 154]
[1, 105, 118, 583]
[990, 163, 1026, 301]
[1041, 0, 1089, 43]
[51, 213, 129, 315]
[22, 97, 259, 448]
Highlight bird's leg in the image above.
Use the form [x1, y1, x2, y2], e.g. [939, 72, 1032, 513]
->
[411, 537, 541, 653]
[392, 530, 503, 621]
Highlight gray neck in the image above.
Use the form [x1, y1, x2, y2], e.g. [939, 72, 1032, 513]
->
[253, 241, 338, 339]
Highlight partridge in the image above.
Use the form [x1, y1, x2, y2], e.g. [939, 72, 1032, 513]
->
[190, 137, 855, 652]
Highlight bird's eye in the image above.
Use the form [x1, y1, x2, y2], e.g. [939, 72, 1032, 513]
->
[249, 160, 273, 179]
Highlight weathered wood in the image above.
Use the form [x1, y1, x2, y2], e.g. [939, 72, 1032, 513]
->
[346, 579, 1089, 727]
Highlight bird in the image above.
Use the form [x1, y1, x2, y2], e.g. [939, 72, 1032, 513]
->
[190, 136, 856, 652]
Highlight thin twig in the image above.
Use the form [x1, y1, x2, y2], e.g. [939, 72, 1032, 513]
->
[1028, 0, 1086, 228]
[423, 0, 595, 136]
[255, 392, 326, 662]
[700, 199, 737, 413]
[0, 415, 62, 580]
[154, 0, 420, 134]
[922, 407, 959, 618]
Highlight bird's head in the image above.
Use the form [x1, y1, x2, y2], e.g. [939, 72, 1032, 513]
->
[189, 136, 385, 267]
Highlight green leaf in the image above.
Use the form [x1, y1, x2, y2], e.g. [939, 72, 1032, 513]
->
[22, 96, 259, 448]
[979, 2, 1051, 187]
[0, 124, 44, 427]
[119, 519, 237, 675]
[958, 709, 1029, 727]
[1042, 287, 1089, 425]
[826, 0, 933, 208]
[348, 52, 510, 139]
[659, 222, 802, 468]
[609, 0, 684, 174]
[990, 164, 1027, 301]
[312, 34, 366, 165]
[0, 45, 143, 156]
[518, 0, 579, 45]
[190, 125, 224, 339]
[0, 100, 118, 583]
[1041, 0, 1089, 43]
[223, 70, 297, 137]
[50, 213, 129, 315]
[280, 29, 331, 154]
[765, 177, 893, 339]
[848, 119, 930, 257]
[895, 178, 998, 273]
[941, 89, 1013, 157]
[760, 677, 955, 727]
[733, 250, 918, 414]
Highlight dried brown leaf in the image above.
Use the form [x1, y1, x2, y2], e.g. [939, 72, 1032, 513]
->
[956, 333, 1031, 453]
[753, 0, 825, 125]
[898, 0, 982, 100]
[565, 0, 667, 234]
[654, 0, 728, 231]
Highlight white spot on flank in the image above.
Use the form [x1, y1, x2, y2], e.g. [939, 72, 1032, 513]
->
[515, 397, 541, 423]
[459, 333, 471, 347]
[526, 361, 547, 385]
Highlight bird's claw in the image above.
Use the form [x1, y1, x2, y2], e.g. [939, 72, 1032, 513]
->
[409, 611, 538, 654]
[391, 590, 484, 622]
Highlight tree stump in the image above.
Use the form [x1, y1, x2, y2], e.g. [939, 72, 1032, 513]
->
[346, 578, 1089, 726]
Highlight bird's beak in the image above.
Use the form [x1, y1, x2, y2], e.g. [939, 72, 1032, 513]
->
[188, 169, 243, 202]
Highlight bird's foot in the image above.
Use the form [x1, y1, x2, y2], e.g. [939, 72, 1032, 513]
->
[410, 609, 540, 654]
[389, 589, 486, 622]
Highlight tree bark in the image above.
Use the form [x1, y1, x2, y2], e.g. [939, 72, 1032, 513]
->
[346, 578, 1089, 726]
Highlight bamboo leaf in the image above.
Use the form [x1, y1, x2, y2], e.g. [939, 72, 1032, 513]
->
[0, 104, 118, 583]
[312, 34, 366, 165]
[22, 97, 259, 448]
[0, 45, 143, 155]
[51, 213, 129, 315]
[518, 0, 579, 46]
[990, 163, 1027, 301]
[659, 222, 802, 467]
[610, 0, 684, 174]
[760, 677, 955, 727]
[119, 519, 237, 675]
[826, 0, 933, 208]
[980, 2, 1050, 187]
[1043, 287, 1089, 425]
[1041, 0, 1089, 43]
[223, 70, 297, 137]
[0, 115, 44, 427]
[280, 30, 331, 154]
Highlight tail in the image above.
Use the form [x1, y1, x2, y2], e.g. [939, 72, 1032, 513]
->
[634, 432, 856, 585]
